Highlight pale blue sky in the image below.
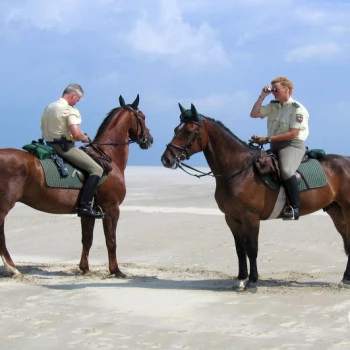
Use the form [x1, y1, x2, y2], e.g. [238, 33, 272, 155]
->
[1, 0, 349, 166]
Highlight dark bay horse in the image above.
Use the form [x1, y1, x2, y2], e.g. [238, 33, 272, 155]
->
[161, 103, 350, 291]
[0, 95, 153, 277]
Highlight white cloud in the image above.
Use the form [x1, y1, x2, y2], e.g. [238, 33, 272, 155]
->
[2, 0, 84, 32]
[286, 43, 341, 63]
[1, 0, 117, 33]
[127, 0, 230, 67]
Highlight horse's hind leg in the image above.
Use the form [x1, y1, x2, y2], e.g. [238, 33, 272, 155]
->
[0, 221, 21, 277]
[325, 203, 350, 287]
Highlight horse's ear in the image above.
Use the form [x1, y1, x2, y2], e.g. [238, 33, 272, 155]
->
[178, 103, 186, 113]
[119, 95, 126, 107]
[131, 94, 139, 109]
[191, 103, 198, 117]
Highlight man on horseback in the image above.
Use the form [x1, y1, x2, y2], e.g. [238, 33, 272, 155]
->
[250, 76, 309, 220]
[40, 83, 104, 219]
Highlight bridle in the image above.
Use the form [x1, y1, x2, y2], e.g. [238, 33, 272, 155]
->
[90, 105, 149, 147]
[166, 120, 203, 164]
[84, 105, 150, 164]
[166, 117, 256, 179]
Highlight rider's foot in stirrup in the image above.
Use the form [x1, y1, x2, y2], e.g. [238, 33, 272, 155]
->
[77, 205, 104, 219]
[282, 206, 299, 220]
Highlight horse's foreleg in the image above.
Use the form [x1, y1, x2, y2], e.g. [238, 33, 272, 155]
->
[229, 214, 260, 291]
[79, 216, 95, 275]
[0, 221, 21, 277]
[226, 215, 250, 291]
[232, 235, 248, 280]
[103, 207, 125, 278]
[245, 232, 259, 285]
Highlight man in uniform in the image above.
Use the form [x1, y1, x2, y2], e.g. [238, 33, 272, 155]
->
[250, 76, 309, 220]
[41, 83, 104, 218]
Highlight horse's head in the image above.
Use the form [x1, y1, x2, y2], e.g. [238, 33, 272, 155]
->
[119, 94, 153, 149]
[161, 103, 206, 169]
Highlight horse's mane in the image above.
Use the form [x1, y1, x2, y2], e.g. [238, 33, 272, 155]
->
[205, 116, 255, 153]
[93, 107, 122, 140]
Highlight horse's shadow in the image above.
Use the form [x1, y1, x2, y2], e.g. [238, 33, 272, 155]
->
[0, 264, 341, 293]
[43, 275, 338, 293]
[0, 264, 74, 278]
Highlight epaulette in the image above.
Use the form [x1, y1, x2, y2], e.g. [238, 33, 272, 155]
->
[292, 102, 300, 108]
[271, 100, 279, 103]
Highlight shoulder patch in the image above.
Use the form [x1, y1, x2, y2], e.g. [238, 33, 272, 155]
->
[271, 100, 279, 104]
[296, 114, 303, 123]
[292, 102, 300, 108]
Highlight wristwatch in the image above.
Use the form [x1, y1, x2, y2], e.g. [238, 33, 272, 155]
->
[267, 137, 272, 143]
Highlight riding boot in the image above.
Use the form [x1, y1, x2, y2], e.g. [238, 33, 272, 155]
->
[77, 175, 104, 219]
[282, 175, 300, 220]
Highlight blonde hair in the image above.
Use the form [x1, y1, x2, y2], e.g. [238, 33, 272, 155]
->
[271, 76, 294, 95]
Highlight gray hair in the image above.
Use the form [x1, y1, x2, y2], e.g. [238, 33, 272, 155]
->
[62, 83, 84, 98]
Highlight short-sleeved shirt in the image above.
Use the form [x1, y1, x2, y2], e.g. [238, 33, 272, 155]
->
[41, 98, 82, 142]
[260, 97, 309, 141]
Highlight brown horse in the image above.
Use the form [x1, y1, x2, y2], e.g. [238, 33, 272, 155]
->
[161, 103, 350, 291]
[0, 95, 153, 277]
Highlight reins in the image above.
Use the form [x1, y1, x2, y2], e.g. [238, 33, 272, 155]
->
[170, 117, 259, 179]
[178, 155, 257, 179]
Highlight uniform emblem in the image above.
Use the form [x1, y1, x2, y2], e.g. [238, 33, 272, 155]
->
[296, 114, 303, 123]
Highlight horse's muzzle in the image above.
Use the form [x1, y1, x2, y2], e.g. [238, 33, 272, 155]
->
[161, 153, 178, 169]
[139, 135, 153, 149]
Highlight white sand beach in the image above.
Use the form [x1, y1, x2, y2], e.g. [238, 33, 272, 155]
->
[1, 166, 350, 350]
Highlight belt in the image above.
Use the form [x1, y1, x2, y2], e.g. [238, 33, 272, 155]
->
[46, 140, 74, 145]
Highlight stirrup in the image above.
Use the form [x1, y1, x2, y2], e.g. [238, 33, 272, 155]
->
[77, 205, 105, 219]
[282, 206, 299, 221]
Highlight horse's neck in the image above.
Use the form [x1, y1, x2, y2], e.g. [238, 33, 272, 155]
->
[203, 121, 252, 174]
[97, 119, 131, 170]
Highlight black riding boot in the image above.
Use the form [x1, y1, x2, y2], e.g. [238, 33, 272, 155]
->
[77, 175, 104, 219]
[282, 175, 300, 220]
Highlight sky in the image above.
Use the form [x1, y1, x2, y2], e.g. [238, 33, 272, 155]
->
[1, 0, 349, 166]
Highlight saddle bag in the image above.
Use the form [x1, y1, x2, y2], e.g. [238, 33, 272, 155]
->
[253, 150, 280, 177]
[22, 140, 54, 159]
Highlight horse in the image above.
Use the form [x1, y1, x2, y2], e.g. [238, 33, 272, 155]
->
[161, 103, 350, 291]
[0, 95, 153, 278]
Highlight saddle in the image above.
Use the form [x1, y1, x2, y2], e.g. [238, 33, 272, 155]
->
[253, 148, 327, 190]
[22, 140, 110, 188]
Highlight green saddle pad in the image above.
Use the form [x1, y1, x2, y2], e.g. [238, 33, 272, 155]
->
[262, 158, 327, 191]
[39, 158, 107, 189]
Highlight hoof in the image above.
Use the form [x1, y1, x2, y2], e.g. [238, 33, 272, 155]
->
[232, 279, 248, 292]
[115, 270, 127, 279]
[338, 280, 350, 288]
[82, 270, 93, 276]
[2, 265, 21, 278]
[245, 281, 258, 293]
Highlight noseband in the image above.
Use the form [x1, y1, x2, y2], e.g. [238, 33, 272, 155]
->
[166, 120, 203, 163]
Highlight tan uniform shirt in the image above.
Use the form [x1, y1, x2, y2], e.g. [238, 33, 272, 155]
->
[41, 98, 82, 142]
[260, 97, 309, 141]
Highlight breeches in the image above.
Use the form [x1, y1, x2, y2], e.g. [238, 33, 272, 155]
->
[51, 144, 103, 177]
[271, 140, 306, 181]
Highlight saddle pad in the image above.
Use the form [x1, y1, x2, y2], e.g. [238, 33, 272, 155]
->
[39, 159, 106, 189]
[262, 158, 327, 191]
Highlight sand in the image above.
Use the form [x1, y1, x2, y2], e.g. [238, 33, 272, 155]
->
[1, 166, 350, 349]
